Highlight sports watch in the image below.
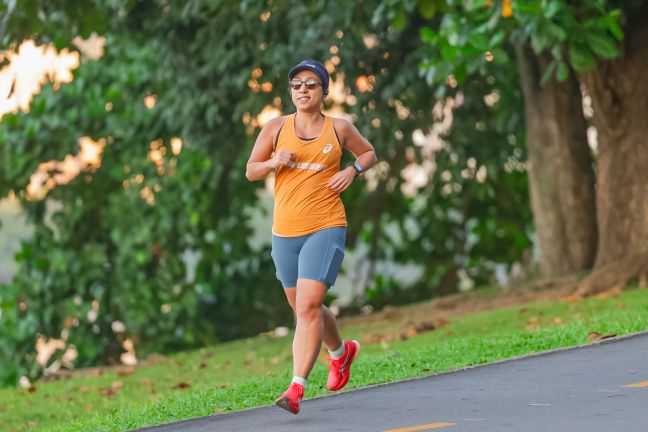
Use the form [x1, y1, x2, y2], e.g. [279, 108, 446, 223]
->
[351, 162, 364, 176]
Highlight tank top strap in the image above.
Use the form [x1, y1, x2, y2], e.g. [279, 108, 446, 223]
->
[322, 115, 342, 148]
[284, 113, 296, 135]
[275, 114, 295, 151]
[322, 114, 332, 134]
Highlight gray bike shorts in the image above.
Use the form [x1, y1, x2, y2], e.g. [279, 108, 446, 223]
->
[271, 226, 346, 289]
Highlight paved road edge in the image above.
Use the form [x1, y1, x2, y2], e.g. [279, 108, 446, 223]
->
[134, 329, 648, 431]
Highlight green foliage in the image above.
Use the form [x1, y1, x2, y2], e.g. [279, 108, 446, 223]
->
[0, 282, 39, 386]
[351, 4, 531, 307]
[0, 1, 301, 386]
[397, 0, 627, 90]
[1, 0, 538, 388]
[0, 0, 119, 50]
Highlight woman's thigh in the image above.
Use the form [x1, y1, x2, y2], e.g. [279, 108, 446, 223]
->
[297, 227, 346, 287]
[271, 235, 305, 289]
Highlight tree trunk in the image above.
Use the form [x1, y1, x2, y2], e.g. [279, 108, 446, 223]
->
[576, 6, 648, 295]
[515, 44, 598, 278]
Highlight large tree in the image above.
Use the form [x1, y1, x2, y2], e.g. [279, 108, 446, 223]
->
[575, 3, 648, 294]
[393, 0, 647, 291]
[514, 44, 596, 278]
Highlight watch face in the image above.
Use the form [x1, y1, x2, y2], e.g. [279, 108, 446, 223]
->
[353, 162, 363, 173]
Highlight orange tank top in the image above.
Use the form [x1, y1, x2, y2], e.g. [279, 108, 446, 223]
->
[272, 113, 347, 237]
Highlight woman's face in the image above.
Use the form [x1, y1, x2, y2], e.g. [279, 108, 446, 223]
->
[290, 70, 324, 111]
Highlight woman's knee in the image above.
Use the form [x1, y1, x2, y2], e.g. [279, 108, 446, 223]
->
[295, 300, 322, 322]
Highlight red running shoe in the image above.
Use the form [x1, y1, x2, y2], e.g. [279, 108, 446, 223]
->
[326, 340, 361, 391]
[275, 382, 304, 414]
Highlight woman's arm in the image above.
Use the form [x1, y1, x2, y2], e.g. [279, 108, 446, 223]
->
[327, 118, 378, 192]
[246, 116, 293, 181]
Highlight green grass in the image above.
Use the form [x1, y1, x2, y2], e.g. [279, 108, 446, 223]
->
[2, 288, 648, 432]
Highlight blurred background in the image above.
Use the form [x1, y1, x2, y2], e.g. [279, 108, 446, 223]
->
[1, 0, 646, 389]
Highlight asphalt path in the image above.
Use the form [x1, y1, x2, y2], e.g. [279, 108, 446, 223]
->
[137, 330, 648, 432]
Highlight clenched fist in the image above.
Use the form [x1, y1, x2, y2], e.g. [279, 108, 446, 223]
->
[271, 149, 295, 169]
[327, 166, 356, 193]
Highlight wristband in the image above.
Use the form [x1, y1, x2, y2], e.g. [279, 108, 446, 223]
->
[351, 162, 364, 176]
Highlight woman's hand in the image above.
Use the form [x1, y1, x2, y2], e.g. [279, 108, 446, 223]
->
[327, 167, 356, 193]
[270, 149, 295, 169]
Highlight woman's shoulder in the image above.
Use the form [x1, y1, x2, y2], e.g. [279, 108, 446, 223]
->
[330, 116, 353, 133]
[267, 114, 291, 128]
[262, 115, 291, 134]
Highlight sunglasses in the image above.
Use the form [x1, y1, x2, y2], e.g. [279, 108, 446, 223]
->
[289, 78, 321, 90]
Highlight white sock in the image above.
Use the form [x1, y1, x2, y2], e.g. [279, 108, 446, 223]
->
[291, 376, 307, 388]
[328, 341, 345, 360]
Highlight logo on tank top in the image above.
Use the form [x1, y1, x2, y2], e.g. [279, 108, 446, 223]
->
[322, 143, 333, 154]
[287, 161, 327, 171]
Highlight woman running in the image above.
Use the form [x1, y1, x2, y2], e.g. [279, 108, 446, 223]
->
[246, 59, 377, 414]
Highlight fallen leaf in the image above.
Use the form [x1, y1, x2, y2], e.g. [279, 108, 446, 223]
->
[381, 305, 403, 319]
[144, 353, 167, 365]
[83, 404, 94, 411]
[118, 368, 135, 377]
[90, 368, 104, 376]
[422, 368, 430, 372]
[173, 382, 191, 389]
[561, 295, 583, 303]
[361, 334, 384, 345]
[203, 351, 215, 359]
[587, 332, 617, 342]
[618, 302, 626, 309]
[101, 388, 117, 397]
[111, 381, 123, 389]
[217, 383, 230, 388]
[436, 298, 460, 310]
[400, 323, 418, 340]
[198, 363, 208, 369]
[586, 332, 600, 341]
[416, 320, 436, 332]
[27, 386, 37, 393]
[552, 317, 563, 325]
[432, 318, 450, 329]
[594, 286, 623, 299]
[526, 316, 541, 330]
